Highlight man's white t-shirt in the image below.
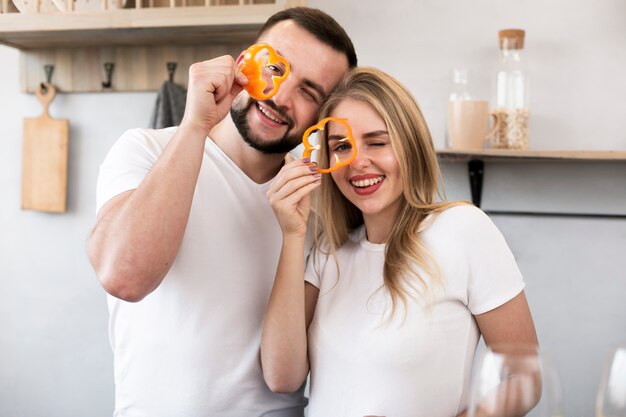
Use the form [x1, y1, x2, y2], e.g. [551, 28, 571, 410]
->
[304, 205, 525, 417]
[97, 127, 306, 417]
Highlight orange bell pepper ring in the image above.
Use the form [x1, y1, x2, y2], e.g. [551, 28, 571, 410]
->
[301, 117, 357, 174]
[239, 43, 290, 101]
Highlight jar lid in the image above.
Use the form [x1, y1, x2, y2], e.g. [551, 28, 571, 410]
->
[498, 29, 525, 49]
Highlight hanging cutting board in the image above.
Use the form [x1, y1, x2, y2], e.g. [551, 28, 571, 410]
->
[21, 83, 69, 213]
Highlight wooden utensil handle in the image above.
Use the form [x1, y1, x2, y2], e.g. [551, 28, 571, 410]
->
[35, 82, 57, 117]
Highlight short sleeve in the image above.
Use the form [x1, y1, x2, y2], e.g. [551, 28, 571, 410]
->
[96, 128, 171, 215]
[304, 247, 323, 289]
[462, 207, 525, 315]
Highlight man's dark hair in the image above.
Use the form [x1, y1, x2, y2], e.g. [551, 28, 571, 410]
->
[259, 7, 357, 68]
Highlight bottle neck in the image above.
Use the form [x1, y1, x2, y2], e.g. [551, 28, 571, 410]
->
[449, 69, 471, 100]
[501, 48, 523, 60]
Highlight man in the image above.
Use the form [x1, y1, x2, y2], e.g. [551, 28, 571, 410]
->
[87, 7, 357, 417]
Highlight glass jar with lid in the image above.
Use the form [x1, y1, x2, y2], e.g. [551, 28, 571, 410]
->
[493, 29, 530, 149]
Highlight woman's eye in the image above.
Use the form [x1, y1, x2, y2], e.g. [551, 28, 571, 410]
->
[332, 142, 352, 153]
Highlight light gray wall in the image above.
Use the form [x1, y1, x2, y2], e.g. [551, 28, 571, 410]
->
[0, 1, 625, 416]
[0, 46, 156, 416]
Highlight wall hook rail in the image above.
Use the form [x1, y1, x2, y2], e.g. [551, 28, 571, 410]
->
[101, 62, 115, 88]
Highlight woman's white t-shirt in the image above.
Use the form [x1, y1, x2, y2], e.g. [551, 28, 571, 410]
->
[304, 205, 525, 417]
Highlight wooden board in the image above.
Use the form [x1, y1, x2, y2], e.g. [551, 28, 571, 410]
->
[22, 82, 69, 213]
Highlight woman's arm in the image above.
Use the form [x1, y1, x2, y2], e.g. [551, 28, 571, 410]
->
[262, 268, 320, 392]
[475, 291, 538, 347]
[456, 291, 539, 417]
[261, 160, 321, 393]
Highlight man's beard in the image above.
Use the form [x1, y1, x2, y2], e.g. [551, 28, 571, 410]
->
[230, 98, 301, 154]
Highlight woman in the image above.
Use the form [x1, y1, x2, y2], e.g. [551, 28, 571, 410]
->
[262, 67, 538, 417]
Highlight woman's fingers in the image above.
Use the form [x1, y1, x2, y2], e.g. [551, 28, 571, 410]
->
[269, 171, 320, 206]
[280, 179, 321, 208]
[268, 160, 318, 198]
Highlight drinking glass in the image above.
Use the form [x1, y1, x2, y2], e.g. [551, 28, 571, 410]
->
[596, 345, 626, 417]
[466, 344, 563, 417]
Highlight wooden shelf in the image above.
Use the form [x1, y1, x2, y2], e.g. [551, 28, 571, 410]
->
[0, 5, 282, 49]
[437, 149, 626, 162]
[437, 149, 626, 214]
[0, 0, 305, 92]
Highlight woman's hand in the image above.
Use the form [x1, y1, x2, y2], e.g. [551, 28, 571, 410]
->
[267, 159, 321, 238]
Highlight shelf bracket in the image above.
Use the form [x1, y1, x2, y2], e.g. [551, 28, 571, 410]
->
[468, 159, 484, 207]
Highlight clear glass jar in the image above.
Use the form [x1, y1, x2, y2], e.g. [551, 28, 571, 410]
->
[493, 29, 530, 149]
[445, 69, 472, 148]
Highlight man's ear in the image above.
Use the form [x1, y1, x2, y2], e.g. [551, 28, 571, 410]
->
[235, 51, 245, 66]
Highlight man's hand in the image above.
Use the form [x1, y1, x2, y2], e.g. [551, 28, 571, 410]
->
[180, 55, 248, 137]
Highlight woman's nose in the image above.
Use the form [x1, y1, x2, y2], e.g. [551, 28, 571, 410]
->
[350, 146, 370, 169]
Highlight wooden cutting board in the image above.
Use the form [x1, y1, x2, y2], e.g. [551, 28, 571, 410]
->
[22, 83, 69, 213]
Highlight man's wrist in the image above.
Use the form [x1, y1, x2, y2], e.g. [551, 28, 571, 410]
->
[178, 118, 211, 141]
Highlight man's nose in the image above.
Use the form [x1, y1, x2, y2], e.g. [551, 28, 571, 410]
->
[270, 77, 295, 109]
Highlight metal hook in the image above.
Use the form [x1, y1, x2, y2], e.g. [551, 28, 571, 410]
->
[101, 62, 115, 88]
[166, 62, 177, 83]
[40, 64, 54, 92]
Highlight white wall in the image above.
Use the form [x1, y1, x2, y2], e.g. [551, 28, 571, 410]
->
[0, 45, 158, 416]
[1, 1, 625, 416]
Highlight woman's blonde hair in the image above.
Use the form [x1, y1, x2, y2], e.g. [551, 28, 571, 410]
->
[314, 67, 464, 317]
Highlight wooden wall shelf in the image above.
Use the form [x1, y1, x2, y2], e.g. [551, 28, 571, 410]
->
[0, 0, 305, 92]
[437, 149, 626, 162]
[437, 148, 626, 219]
[0, 5, 280, 49]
